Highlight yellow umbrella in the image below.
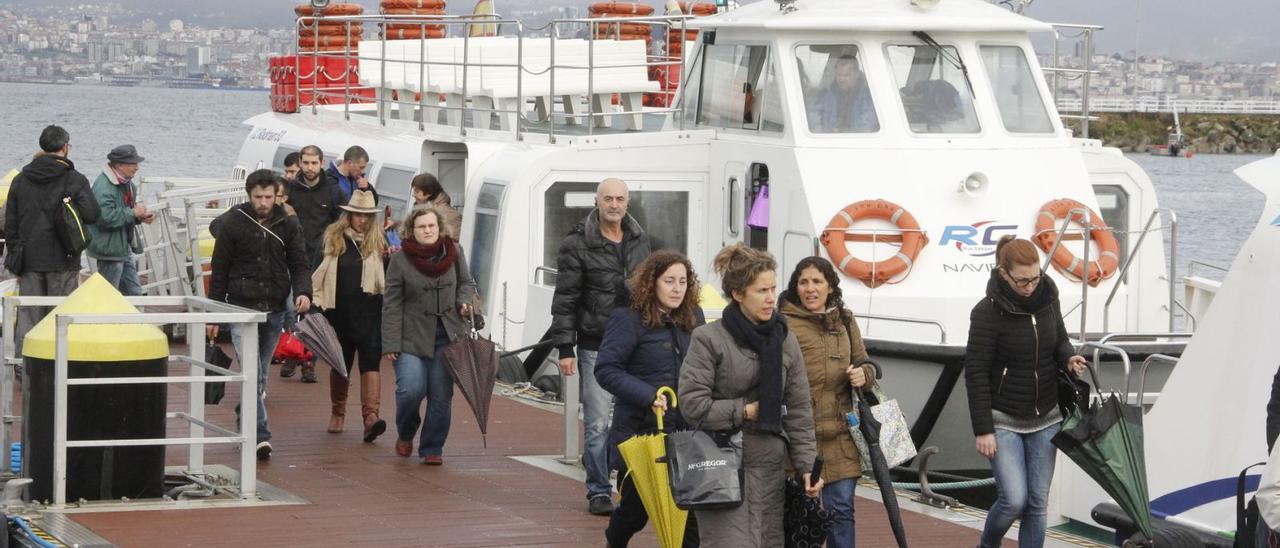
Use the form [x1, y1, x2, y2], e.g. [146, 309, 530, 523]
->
[618, 386, 688, 548]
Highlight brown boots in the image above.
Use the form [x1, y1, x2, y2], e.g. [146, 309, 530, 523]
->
[328, 370, 348, 433]
[361, 371, 387, 443]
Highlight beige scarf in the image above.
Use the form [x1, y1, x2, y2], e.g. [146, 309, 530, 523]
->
[311, 228, 385, 310]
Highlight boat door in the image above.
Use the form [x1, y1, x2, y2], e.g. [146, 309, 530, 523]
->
[521, 175, 708, 348]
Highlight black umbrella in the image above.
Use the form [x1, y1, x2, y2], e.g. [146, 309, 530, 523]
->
[855, 386, 910, 548]
[784, 457, 833, 548]
[292, 313, 348, 379]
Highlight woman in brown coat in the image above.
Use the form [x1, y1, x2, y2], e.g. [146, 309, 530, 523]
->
[779, 256, 878, 548]
[678, 243, 821, 548]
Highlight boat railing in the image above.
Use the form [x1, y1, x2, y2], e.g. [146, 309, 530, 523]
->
[294, 12, 695, 141]
[852, 313, 948, 345]
[1138, 354, 1179, 408]
[1042, 23, 1103, 138]
[1102, 208, 1178, 333]
[0, 295, 266, 508]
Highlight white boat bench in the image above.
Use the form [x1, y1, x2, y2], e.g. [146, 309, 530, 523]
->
[359, 37, 659, 131]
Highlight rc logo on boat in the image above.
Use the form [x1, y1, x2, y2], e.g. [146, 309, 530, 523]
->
[939, 221, 1018, 257]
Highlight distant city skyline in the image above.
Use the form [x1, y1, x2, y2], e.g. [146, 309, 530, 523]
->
[4, 0, 1278, 63]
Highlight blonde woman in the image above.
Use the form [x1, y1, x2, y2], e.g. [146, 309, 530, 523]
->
[311, 189, 388, 442]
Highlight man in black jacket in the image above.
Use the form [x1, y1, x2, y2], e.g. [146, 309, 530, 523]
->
[550, 178, 652, 515]
[4, 125, 102, 353]
[206, 170, 312, 460]
[288, 145, 343, 268]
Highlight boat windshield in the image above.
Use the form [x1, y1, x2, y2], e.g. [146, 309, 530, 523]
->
[886, 43, 980, 134]
[796, 45, 880, 134]
[979, 45, 1054, 134]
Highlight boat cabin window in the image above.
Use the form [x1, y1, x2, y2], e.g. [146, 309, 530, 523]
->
[886, 43, 980, 134]
[470, 180, 508, 300]
[542, 182, 691, 268]
[375, 165, 414, 221]
[979, 46, 1054, 134]
[694, 44, 778, 132]
[272, 146, 300, 172]
[796, 45, 879, 134]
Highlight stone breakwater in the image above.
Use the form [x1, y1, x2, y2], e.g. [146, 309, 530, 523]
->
[1066, 113, 1280, 154]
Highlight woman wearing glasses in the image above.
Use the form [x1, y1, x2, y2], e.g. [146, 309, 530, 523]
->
[964, 235, 1087, 548]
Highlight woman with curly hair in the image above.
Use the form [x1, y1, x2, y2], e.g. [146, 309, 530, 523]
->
[779, 256, 877, 548]
[595, 249, 704, 547]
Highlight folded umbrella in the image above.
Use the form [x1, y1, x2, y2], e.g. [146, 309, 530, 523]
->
[439, 315, 498, 447]
[855, 386, 910, 548]
[784, 457, 832, 548]
[292, 313, 347, 379]
[618, 386, 688, 548]
[1052, 364, 1153, 541]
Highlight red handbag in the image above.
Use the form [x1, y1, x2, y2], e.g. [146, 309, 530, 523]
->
[273, 331, 314, 362]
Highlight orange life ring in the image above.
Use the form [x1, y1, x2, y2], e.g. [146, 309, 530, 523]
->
[820, 200, 928, 288]
[298, 35, 360, 48]
[382, 27, 447, 39]
[294, 3, 364, 16]
[1033, 199, 1120, 286]
[589, 2, 656, 15]
[380, 0, 447, 9]
[296, 23, 364, 37]
[593, 22, 652, 35]
[677, 1, 718, 15]
[381, 7, 447, 15]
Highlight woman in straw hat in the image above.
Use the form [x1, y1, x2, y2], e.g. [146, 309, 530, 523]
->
[311, 189, 389, 442]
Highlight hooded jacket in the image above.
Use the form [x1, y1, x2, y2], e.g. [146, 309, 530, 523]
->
[208, 203, 312, 313]
[3, 154, 101, 273]
[550, 210, 652, 357]
[964, 270, 1076, 435]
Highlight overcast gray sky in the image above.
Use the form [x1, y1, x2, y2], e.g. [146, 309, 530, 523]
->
[10, 0, 1277, 62]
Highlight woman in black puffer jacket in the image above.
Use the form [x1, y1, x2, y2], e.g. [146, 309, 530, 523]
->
[964, 235, 1088, 548]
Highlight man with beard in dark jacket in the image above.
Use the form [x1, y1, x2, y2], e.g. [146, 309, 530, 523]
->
[4, 125, 101, 353]
[206, 169, 312, 460]
[550, 177, 652, 515]
[288, 145, 343, 268]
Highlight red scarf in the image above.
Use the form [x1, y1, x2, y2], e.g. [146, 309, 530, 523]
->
[400, 236, 457, 277]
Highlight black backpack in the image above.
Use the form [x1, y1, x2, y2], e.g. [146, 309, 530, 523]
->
[1237, 461, 1280, 548]
[50, 177, 90, 256]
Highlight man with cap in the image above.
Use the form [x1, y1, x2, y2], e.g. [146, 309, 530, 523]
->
[88, 145, 155, 295]
[5, 125, 101, 353]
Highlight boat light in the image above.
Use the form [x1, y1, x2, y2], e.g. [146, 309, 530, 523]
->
[910, 0, 941, 9]
[958, 172, 989, 197]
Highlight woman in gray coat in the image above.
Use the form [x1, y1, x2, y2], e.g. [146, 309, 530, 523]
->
[381, 205, 477, 465]
[678, 243, 822, 548]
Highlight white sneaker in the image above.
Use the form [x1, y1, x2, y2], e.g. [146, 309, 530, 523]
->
[256, 441, 272, 460]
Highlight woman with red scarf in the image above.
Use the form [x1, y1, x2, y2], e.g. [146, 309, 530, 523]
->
[381, 205, 478, 465]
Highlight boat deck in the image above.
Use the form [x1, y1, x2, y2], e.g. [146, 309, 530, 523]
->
[47, 357, 1073, 546]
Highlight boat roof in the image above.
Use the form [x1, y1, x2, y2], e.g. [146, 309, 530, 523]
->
[688, 0, 1053, 33]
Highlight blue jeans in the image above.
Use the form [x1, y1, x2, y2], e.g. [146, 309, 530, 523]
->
[822, 478, 857, 548]
[231, 310, 286, 444]
[96, 257, 142, 296]
[577, 349, 614, 499]
[393, 327, 453, 457]
[980, 423, 1061, 548]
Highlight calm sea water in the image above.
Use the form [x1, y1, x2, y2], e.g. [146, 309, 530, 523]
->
[1, 82, 1268, 279]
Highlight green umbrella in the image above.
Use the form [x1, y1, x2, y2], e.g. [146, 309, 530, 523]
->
[1053, 389, 1153, 541]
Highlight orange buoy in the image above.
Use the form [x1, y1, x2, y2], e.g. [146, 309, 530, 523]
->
[298, 35, 360, 49]
[380, 7, 447, 15]
[592, 22, 652, 35]
[381, 27, 447, 39]
[296, 23, 364, 37]
[1033, 199, 1120, 286]
[589, 2, 656, 15]
[677, 1, 718, 15]
[294, 3, 364, 16]
[380, 0, 447, 9]
[820, 200, 928, 288]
